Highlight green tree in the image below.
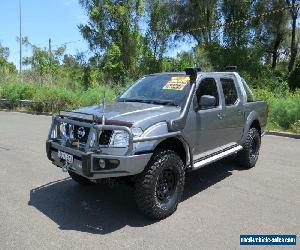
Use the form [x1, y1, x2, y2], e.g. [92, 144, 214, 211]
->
[221, 0, 253, 48]
[102, 42, 126, 84]
[23, 39, 65, 84]
[61, 54, 85, 89]
[286, 0, 299, 71]
[143, 0, 172, 73]
[289, 58, 300, 89]
[169, 0, 219, 44]
[253, 0, 289, 69]
[0, 42, 17, 82]
[79, 0, 143, 84]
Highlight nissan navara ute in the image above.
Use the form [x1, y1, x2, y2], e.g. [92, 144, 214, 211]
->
[46, 67, 268, 219]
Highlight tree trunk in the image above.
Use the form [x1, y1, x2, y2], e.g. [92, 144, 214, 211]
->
[288, 15, 297, 71]
[287, 0, 299, 72]
[272, 35, 282, 69]
[206, 6, 212, 43]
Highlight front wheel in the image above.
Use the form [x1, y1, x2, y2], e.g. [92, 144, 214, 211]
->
[135, 150, 185, 220]
[237, 127, 261, 169]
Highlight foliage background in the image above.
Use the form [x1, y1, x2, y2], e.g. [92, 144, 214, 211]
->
[0, 0, 300, 133]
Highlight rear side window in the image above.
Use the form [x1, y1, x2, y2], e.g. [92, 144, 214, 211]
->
[196, 78, 219, 108]
[221, 78, 238, 105]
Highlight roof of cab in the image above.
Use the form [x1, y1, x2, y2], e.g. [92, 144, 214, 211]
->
[147, 71, 240, 77]
[148, 66, 239, 77]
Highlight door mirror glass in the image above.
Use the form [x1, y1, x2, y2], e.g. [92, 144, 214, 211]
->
[198, 95, 216, 110]
[195, 78, 219, 111]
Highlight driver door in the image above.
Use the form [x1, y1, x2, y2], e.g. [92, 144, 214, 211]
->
[184, 77, 228, 161]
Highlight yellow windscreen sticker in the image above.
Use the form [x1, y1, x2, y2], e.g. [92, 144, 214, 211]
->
[163, 76, 190, 90]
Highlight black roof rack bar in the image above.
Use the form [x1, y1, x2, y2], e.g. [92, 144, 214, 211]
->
[225, 66, 238, 72]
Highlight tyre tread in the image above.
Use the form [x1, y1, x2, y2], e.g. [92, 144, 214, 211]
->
[135, 150, 185, 220]
[237, 127, 261, 169]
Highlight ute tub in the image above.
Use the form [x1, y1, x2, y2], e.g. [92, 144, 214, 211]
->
[46, 140, 152, 179]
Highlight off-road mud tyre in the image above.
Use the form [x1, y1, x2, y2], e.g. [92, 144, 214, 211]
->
[237, 127, 261, 169]
[135, 150, 185, 220]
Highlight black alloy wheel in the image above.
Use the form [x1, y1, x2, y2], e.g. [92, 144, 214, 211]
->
[156, 168, 177, 202]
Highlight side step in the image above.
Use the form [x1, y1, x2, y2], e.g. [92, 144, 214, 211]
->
[193, 145, 243, 170]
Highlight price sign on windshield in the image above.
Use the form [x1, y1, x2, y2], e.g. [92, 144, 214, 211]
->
[163, 76, 190, 91]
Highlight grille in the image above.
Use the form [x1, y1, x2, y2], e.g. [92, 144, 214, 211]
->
[99, 130, 113, 145]
[73, 125, 90, 143]
[57, 122, 113, 147]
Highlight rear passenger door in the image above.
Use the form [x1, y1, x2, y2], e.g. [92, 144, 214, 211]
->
[219, 77, 244, 143]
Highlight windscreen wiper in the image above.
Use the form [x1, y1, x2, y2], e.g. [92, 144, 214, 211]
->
[120, 98, 177, 106]
[120, 98, 150, 103]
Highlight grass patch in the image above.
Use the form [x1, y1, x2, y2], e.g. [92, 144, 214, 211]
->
[0, 82, 116, 113]
[254, 89, 300, 133]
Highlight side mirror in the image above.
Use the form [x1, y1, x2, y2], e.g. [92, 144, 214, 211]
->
[196, 95, 216, 111]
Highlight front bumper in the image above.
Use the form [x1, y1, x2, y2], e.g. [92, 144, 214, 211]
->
[46, 140, 152, 179]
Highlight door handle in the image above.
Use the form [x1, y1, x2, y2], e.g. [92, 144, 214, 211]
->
[217, 113, 223, 119]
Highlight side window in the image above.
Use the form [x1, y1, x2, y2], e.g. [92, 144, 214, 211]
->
[221, 78, 238, 105]
[196, 78, 219, 109]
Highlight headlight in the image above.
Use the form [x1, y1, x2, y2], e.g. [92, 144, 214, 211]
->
[59, 122, 67, 138]
[89, 130, 97, 148]
[50, 126, 57, 139]
[109, 130, 129, 148]
[109, 127, 143, 148]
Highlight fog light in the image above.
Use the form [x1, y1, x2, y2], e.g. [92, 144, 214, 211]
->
[92, 158, 120, 171]
[99, 159, 106, 169]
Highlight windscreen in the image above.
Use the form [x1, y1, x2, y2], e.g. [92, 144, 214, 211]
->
[118, 74, 191, 106]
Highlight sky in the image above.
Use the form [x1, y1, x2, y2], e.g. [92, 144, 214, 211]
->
[0, 0, 195, 70]
[0, 0, 92, 68]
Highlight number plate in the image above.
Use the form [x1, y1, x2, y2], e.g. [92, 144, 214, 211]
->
[58, 150, 73, 163]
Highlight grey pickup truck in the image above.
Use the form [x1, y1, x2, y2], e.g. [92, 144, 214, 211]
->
[46, 67, 268, 219]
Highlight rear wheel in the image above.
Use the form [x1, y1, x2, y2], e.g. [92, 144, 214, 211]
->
[237, 127, 261, 169]
[68, 171, 92, 185]
[135, 150, 185, 220]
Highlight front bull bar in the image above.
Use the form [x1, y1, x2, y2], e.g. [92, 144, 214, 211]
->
[48, 113, 181, 156]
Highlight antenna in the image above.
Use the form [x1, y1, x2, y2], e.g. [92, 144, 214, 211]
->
[49, 38, 52, 84]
